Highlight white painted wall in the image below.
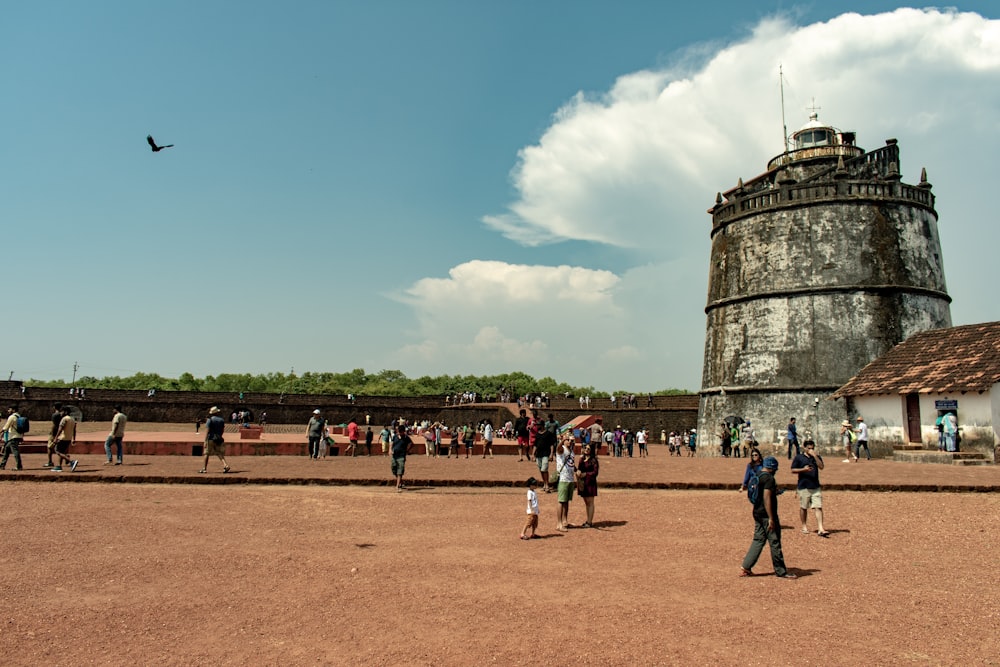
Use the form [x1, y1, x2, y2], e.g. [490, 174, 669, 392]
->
[853, 389, 998, 454]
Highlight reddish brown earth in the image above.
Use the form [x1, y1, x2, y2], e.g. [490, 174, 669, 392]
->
[1, 447, 998, 665]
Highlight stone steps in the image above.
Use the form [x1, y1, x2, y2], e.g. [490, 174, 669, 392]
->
[892, 448, 992, 466]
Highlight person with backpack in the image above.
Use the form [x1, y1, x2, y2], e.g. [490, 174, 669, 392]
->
[740, 456, 797, 579]
[1, 405, 28, 471]
[790, 440, 829, 537]
[200, 406, 231, 474]
[739, 448, 764, 493]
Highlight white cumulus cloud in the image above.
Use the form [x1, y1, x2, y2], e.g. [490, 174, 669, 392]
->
[402, 8, 1000, 391]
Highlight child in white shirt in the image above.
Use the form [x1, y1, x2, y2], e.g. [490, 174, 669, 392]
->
[520, 477, 539, 540]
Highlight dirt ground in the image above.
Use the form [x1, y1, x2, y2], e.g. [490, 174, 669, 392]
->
[1, 470, 998, 666]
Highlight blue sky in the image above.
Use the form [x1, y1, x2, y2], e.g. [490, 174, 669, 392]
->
[4, 2, 999, 392]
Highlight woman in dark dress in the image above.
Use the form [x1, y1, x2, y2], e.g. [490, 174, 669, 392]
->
[576, 443, 599, 527]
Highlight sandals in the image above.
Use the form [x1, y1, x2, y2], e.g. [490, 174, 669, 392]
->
[223, 466, 231, 473]
[817, 531, 830, 538]
[198, 469, 207, 474]
[739, 568, 753, 577]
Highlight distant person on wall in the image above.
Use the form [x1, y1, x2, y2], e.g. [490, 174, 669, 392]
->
[307, 410, 325, 460]
[200, 406, 231, 474]
[51, 405, 79, 473]
[740, 456, 796, 579]
[791, 440, 828, 536]
[853, 416, 871, 461]
[104, 405, 127, 466]
[786, 417, 800, 460]
[391, 425, 413, 492]
[346, 417, 360, 457]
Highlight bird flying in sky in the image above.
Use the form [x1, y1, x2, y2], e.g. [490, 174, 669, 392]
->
[146, 135, 174, 152]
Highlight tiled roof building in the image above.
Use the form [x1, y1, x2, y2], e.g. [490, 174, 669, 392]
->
[834, 321, 1000, 397]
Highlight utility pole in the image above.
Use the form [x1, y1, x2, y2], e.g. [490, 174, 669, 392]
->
[71, 361, 79, 385]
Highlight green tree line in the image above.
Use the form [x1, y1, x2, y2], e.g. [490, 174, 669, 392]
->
[28, 369, 691, 398]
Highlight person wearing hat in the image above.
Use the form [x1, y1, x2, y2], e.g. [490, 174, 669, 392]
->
[740, 456, 797, 579]
[200, 406, 230, 474]
[854, 416, 870, 461]
[840, 420, 858, 463]
[307, 409, 325, 460]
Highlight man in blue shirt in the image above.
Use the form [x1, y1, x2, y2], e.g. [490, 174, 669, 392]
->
[790, 440, 828, 536]
[786, 417, 800, 460]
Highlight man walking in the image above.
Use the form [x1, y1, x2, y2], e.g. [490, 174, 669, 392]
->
[854, 416, 871, 460]
[740, 456, 796, 579]
[391, 424, 413, 492]
[104, 405, 127, 465]
[200, 406, 231, 473]
[307, 409, 325, 459]
[1, 405, 26, 471]
[346, 417, 360, 457]
[482, 420, 494, 458]
[44, 402, 62, 467]
[786, 417, 800, 460]
[51, 405, 79, 472]
[790, 440, 829, 536]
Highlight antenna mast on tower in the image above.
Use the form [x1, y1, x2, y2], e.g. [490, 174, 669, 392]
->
[780, 65, 789, 153]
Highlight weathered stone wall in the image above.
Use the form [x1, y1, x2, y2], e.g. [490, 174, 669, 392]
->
[698, 139, 951, 454]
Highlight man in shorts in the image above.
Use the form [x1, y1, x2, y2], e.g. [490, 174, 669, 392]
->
[790, 439, 828, 537]
[391, 425, 413, 492]
[532, 415, 555, 493]
[200, 406, 231, 474]
[52, 405, 79, 472]
[554, 435, 575, 531]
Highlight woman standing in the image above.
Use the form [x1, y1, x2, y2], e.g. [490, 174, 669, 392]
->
[576, 442, 600, 528]
[740, 448, 764, 492]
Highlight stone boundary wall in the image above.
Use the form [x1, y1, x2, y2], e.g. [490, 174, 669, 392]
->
[0, 385, 698, 435]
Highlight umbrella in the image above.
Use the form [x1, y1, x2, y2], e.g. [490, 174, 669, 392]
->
[723, 415, 745, 426]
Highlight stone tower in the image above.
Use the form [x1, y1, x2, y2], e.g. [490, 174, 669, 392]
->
[697, 112, 952, 449]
